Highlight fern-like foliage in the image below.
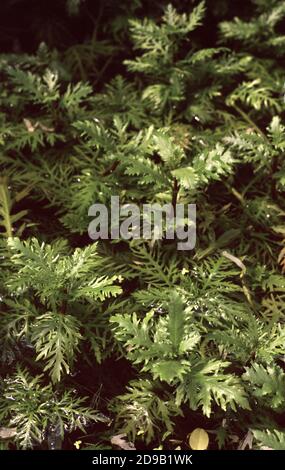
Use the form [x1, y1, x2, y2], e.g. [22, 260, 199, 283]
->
[111, 291, 250, 417]
[1, 238, 122, 382]
[111, 379, 182, 444]
[252, 429, 285, 450]
[0, 0, 285, 451]
[0, 367, 100, 449]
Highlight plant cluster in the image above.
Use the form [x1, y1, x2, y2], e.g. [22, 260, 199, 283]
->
[0, 0, 285, 450]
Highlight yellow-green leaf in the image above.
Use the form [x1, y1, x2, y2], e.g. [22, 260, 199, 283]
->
[189, 428, 209, 450]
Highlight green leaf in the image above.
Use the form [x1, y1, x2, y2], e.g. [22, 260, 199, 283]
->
[151, 360, 189, 383]
[252, 429, 285, 450]
[171, 167, 197, 189]
[167, 292, 185, 351]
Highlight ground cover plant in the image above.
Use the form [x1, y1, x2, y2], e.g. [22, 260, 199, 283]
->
[0, 0, 285, 450]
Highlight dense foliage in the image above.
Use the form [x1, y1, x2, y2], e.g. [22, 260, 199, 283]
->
[0, 0, 285, 450]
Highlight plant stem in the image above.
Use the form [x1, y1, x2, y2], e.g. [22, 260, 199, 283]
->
[171, 178, 180, 216]
[233, 104, 269, 142]
[0, 179, 13, 238]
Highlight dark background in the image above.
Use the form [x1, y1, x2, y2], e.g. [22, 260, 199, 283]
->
[0, 0, 252, 53]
